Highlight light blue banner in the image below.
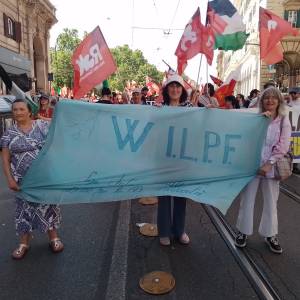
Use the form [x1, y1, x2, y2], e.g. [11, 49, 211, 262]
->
[20, 101, 268, 214]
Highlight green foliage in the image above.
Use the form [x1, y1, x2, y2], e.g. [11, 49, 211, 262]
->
[51, 28, 81, 89]
[109, 45, 163, 91]
[51, 29, 163, 92]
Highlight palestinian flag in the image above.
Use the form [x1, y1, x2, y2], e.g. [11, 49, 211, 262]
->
[207, 0, 249, 50]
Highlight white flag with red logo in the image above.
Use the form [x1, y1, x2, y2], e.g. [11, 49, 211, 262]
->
[72, 26, 117, 99]
[175, 7, 214, 75]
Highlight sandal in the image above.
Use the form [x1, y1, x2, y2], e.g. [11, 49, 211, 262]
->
[49, 238, 64, 253]
[159, 237, 171, 246]
[12, 243, 29, 260]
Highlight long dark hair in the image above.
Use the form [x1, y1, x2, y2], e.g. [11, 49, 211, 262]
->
[162, 82, 188, 106]
[204, 83, 215, 97]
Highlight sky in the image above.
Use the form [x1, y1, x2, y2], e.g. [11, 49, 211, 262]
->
[49, 0, 217, 84]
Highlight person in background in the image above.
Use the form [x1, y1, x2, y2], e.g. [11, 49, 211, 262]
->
[287, 87, 300, 107]
[190, 89, 200, 107]
[116, 93, 123, 104]
[263, 80, 276, 90]
[37, 94, 53, 121]
[131, 88, 142, 105]
[141, 86, 149, 105]
[121, 91, 130, 104]
[157, 74, 192, 246]
[1, 99, 63, 259]
[112, 92, 118, 104]
[97, 87, 112, 104]
[225, 95, 240, 109]
[198, 83, 219, 108]
[248, 89, 260, 108]
[283, 94, 291, 105]
[235, 87, 291, 254]
[50, 97, 57, 107]
[236, 94, 246, 108]
[287, 87, 300, 174]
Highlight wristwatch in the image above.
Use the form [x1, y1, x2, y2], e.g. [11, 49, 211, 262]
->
[268, 159, 275, 165]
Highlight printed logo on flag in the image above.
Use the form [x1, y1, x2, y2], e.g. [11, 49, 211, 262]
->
[72, 26, 116, 99]
[76, 44, 104, 80]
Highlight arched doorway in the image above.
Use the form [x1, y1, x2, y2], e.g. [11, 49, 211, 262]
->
[33, 35, 46, 92]
[275, 51, 300, 92]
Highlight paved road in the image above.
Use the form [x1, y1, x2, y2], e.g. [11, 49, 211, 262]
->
[226, 174, 300, 300]
[1, 153, 300, 299]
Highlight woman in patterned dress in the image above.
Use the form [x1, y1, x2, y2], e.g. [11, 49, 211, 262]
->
[1, 99, 63, 259]
[157, 74, 193, 246]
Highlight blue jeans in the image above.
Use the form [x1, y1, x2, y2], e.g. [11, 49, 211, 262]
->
[157, 196, 186, 238]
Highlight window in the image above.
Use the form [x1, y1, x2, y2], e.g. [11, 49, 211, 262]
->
[3, 13, 22, 43]
[288, 10, 297, 27]
[7, 17, 14, 37]
[284, 10, 300, 28]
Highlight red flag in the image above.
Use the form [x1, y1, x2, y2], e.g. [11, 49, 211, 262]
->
[210, 75, 223, 87]
[146, 76, 161, 95]
[263, 42, 283, 65]
[72, 26, 117, 99]
[175, 8, 214, 75]
[50, 87, 55, 96]
[215, 79, 236, 107]
[260, 7, 298, 63]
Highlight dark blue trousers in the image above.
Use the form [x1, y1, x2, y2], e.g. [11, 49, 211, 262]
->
[157, 196, 187, 238]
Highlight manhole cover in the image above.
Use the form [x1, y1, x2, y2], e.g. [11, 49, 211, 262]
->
[139, 223, 158, 237]
[139, 271, 175, 295]
[138, 197, 158, 205]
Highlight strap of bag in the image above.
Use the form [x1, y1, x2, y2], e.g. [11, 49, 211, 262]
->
[278, 116, 292, 157]
[279, 116, 284, 137]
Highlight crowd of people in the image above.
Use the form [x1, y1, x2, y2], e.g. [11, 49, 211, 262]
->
[1, 73, 298, 259]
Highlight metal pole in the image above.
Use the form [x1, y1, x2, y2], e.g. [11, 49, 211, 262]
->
[196, 54, 203, 87]
[161, 59, 193, 89]
[206, 59, 209, 94]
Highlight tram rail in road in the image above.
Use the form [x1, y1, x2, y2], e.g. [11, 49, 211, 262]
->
[203, 204, 281, 300]
[280, 182, 300, 204]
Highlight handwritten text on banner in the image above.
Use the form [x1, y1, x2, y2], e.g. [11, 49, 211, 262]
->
[20, 101, 269, 214]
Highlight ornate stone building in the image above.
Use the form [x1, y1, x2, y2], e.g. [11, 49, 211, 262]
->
[261, 0, 300, 92]
[216, 0, 300, 96]
[0, 0, 57, 94]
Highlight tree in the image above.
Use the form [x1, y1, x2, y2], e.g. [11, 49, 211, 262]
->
[51, 29, 163, 93]
[109, 45, 163, 91]
[50, 28, 81, 90]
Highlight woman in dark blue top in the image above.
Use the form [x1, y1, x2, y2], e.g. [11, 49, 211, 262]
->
[157, 74, 192, 246]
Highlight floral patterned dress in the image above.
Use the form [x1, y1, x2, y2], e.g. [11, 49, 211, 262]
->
[0, 120, 61, 235]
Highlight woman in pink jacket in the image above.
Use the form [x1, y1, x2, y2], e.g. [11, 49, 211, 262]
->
[235, 87, 291, 254]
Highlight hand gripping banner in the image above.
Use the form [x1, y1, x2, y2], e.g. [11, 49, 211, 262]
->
[20, 101, 269, 214]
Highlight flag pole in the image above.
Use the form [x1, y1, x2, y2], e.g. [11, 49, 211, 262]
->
[206, 58, 209, 95]
[196, 54, 203, 88]
[205, 0, 210, 95]
[161, 59, 193, 89]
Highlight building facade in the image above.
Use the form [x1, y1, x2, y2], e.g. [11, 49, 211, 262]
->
[216, 0, 300, 97]
[216, 0, 260, 97]
[261, 0, 300, 92]
[0, 0, 57, 94]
